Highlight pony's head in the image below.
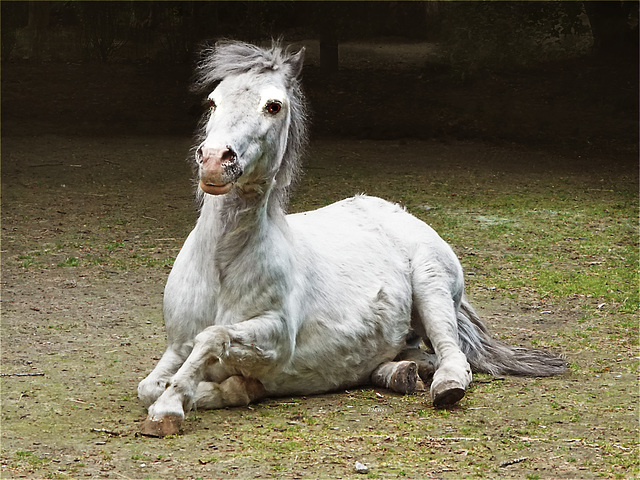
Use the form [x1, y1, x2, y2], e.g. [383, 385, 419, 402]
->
[192, 40, 308, 205]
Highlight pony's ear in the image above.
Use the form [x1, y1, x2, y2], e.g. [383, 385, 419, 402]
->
[288, 47, 305, 78]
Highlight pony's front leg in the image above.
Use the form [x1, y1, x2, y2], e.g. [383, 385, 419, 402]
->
[142, 327, 230, 436]
[138, 347, 189, 408]
[141, 321, 281, 436]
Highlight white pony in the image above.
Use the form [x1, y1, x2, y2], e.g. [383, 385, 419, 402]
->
[138, 41, 566, 436]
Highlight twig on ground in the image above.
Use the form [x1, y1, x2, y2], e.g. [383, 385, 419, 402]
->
[113, 472, 135, 480]
[473, 377, 505, 384]
[28, 163, 63, 168]
[499, 457, 528, 467]
[90, 428, 121, 436]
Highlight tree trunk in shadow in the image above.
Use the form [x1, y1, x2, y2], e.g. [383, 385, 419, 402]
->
[584, 1, 638, 57]
[320, 22, 339, 76]
[27, 1, 51, 61]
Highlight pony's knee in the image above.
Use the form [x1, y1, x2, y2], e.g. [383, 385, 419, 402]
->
[194, 326, 232, 358]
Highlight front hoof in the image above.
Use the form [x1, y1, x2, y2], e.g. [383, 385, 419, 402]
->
[140, 414, 183, 437]
[431, 379, 465, 408]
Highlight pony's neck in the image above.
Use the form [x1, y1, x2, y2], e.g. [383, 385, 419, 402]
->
[222, 182, 284, 227]
[199, 183, 287, 258]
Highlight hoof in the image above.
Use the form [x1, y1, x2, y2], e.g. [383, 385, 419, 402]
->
[389, 361, 419, 394]
[431, 379, 465, 408]
[140, 414, 183, 437]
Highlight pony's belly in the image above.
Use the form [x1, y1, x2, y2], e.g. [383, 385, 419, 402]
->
[262, 343, 404, 396]
[263, 300, 413, 395]
[261, 370, 367, 396]
[262, 324, 413, 396]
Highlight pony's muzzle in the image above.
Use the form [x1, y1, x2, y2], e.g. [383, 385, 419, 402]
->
[197, 146, 243, 195]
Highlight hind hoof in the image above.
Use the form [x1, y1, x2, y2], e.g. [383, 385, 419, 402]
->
[431, 379, 465, 408]
[389, 361, 419, 394]
[140, 414, 183, 437]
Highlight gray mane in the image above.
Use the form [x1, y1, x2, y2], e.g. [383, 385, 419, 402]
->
[192, 40, 309, 211]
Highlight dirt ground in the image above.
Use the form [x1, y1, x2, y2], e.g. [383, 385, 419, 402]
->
[1, 40, 638, 479]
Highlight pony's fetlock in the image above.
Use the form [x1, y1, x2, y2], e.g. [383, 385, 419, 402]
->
[137, 377, 167, 408]
[145, 381, 191, 431]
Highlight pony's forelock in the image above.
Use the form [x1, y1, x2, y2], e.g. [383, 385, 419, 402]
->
[192, 39, 300, 93]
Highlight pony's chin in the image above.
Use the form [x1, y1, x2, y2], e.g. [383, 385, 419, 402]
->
[200, 180, 234, 195]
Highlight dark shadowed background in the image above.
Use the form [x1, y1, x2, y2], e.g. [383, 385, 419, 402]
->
[1, 1, 638, 152]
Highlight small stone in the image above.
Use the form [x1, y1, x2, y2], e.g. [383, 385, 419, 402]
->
[355, 461, 369, 473]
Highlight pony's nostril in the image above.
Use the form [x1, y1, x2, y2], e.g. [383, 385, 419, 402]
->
[198, 145, 239, 169]
[222, 146, 237, 163]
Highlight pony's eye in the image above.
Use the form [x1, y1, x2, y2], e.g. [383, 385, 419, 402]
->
[208, 99, 216, 111]
[265, 101, 282, 115]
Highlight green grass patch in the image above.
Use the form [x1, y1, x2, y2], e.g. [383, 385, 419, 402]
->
[57, 256, 80, 267]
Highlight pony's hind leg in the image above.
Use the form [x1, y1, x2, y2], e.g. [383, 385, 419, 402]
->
[395, 347, 438, 381]
[371, 361, 420, 394]
[412, 279, 472, 407]
[194, 377, 266, 410]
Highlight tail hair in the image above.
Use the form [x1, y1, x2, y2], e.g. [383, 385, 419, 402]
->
[457, 297, 568, 377]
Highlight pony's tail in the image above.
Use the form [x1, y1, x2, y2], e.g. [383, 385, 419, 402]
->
[457, 297, 568, 377]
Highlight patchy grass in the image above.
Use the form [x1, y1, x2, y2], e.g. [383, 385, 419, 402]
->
[1, 136, 638, 479]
